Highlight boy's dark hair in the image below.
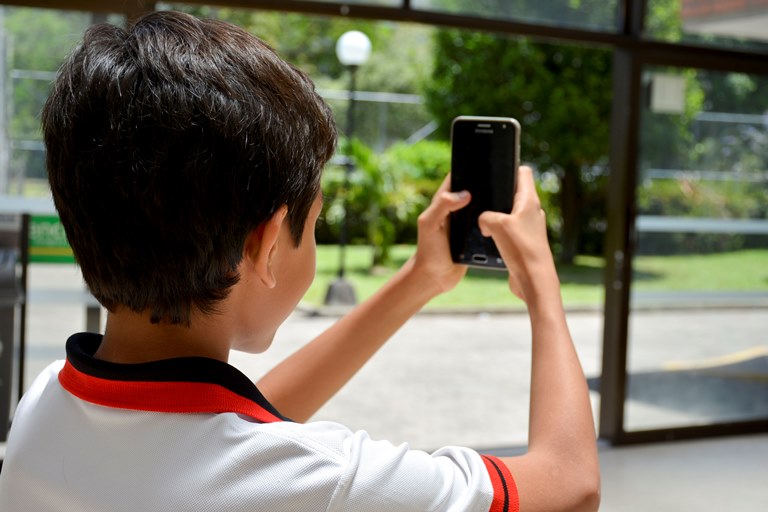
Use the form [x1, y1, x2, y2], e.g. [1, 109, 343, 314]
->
[42, 11, 337, 325]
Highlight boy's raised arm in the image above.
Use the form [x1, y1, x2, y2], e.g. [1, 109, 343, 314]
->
[257, 177, 471, 423]
[478, 166, 600, 512]
[259, 166, 600, 512]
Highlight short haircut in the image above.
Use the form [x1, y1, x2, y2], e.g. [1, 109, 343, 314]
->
[42, 11, 337, 325]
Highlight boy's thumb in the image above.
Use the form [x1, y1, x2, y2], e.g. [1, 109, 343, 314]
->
[446, 190, 471, 207]
[478, 211, 505, 237]
[438, 190, 471, 213]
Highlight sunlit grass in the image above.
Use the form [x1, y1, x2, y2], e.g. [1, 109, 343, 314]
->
[631, 250, 768, 291]
[305, 245, 768, 308]
[17, 178, 767, 308]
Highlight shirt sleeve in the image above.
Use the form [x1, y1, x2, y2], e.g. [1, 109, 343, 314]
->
[326, 428, 519, 512]
[479, 454, 520, 512]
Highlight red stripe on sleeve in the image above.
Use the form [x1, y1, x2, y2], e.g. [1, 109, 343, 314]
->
[59, 360, 282, 424]
[481, 455, 520, 512]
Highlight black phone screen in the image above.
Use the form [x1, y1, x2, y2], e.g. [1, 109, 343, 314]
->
[450, 117, 519, 268]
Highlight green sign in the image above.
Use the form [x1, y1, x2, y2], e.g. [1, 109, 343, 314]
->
[28, 215, 75, 264]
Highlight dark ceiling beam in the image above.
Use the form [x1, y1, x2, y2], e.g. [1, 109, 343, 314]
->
[2, 0, 134, 13]
[1, 0, 766, 72]
[125, 0, 156, 22]
[163, 0, 768, 73]
[1, 0, 155, 19]
[154, 0, 638, 48]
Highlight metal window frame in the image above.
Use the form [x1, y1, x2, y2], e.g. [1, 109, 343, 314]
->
[2, 0, 767, 444]
[601, 2, 768, 444]
[601, 45, 768, 444]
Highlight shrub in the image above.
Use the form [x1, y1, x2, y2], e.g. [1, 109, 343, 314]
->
[636, 177, 768, 254]
[319, 140, 450, 267]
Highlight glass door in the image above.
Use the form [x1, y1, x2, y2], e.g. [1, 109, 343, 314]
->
[624, 67, 768, 433]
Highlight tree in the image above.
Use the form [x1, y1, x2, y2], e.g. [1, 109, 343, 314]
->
[4, 9, 92, 139]
[171, 5, 435, 150]
[2, 8, 93, 192]
[424, 0, 687, 262]
[425, 30, 612, 262]
[320, 139, 450, 267]
[422, 0, 615, 29]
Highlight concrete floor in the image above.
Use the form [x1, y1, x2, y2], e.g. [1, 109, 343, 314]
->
[6, 264, 768, 509]
[597, 434, 768, 511]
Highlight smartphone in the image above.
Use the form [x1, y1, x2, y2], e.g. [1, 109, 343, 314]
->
[450, 116, 521, 269]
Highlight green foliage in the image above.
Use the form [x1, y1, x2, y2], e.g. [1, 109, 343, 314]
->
[423, 0, 768, 262]
[426, 31, 608, 165]
[640, 69, 706, 171]
[6, 2, 766, 265]
[4, 9, 92, 139]
[5, 8, 89, 71]
[699, 72, 768, 114]
[381, 140, 452, 183]
[645, 0, 684, 41]
[213, 9, 390, 80]
[638, 179, 766, 219]
[166, 4, 436, 150]
[319, 140, 450, 267]
[637, 177, 768, 254]
[638, 67, 768, 255]
[306, 245, 768, 307]
[2, 8, 95, 194]
[424, 29, 613, 261]
[424, 0, 617, 29]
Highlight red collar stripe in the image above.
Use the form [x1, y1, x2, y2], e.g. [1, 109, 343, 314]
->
[59, 360, 283, 424]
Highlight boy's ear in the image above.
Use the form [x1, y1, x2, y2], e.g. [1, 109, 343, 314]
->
[243, 205, 289, 289]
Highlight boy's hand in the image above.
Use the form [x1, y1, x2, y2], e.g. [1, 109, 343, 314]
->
[410, 174, 471, 297]
[477, 166, 559, 305]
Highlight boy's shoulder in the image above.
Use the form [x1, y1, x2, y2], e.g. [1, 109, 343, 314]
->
[0, 334, 501, 512]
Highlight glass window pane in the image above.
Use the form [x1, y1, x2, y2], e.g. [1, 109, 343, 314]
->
[413, 0, 619, 31]
[160, 0, 403, 7]
[1, 8, 124, 198]
[647, 0, 768, 51]
[302, 0, 402, 4]
[0, 7, 125, 400]
[163, 4, 434, 152]
[626, 67, 768, 431]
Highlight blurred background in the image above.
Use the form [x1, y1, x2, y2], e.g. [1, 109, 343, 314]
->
[0, 1, 766, 509]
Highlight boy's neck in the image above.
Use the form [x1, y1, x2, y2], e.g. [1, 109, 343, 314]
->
[95, 309, 231, 364]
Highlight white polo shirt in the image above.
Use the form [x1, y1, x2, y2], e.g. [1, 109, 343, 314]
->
[0, 333, 518, 512]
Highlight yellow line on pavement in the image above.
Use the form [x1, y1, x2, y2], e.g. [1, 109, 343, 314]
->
[663, 346, 768, 372]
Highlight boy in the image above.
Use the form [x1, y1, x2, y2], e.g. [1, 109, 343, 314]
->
[0, 11, 599, 512]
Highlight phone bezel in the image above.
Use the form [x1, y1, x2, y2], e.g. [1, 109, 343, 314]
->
[449, 115, 521, 270]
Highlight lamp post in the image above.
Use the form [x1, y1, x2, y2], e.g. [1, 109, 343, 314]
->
[324, 30, 371, 306]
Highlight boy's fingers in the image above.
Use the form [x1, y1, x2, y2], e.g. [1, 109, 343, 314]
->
[512, 165, 540, 211]
[477, 210, 505, 237]
[422, 190, 471, 225]
[420, 174, 471, 227]
[433, 174, 452, 198]
[443, 190, 471, 210]
[433, 174, 470, 211]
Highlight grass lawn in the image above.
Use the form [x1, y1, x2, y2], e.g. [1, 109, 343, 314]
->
[14, 178, 768, 308]
[305, 245, 768, 309]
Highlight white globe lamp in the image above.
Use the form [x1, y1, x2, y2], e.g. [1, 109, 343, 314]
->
[335, 30, 372, 67]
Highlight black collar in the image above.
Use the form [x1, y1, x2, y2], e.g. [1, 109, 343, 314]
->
[59, 332, 290, 423]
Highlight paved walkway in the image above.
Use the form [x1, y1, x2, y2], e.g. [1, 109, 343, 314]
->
[8, 264, 768, 510]
[17, 264, 767, 450]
